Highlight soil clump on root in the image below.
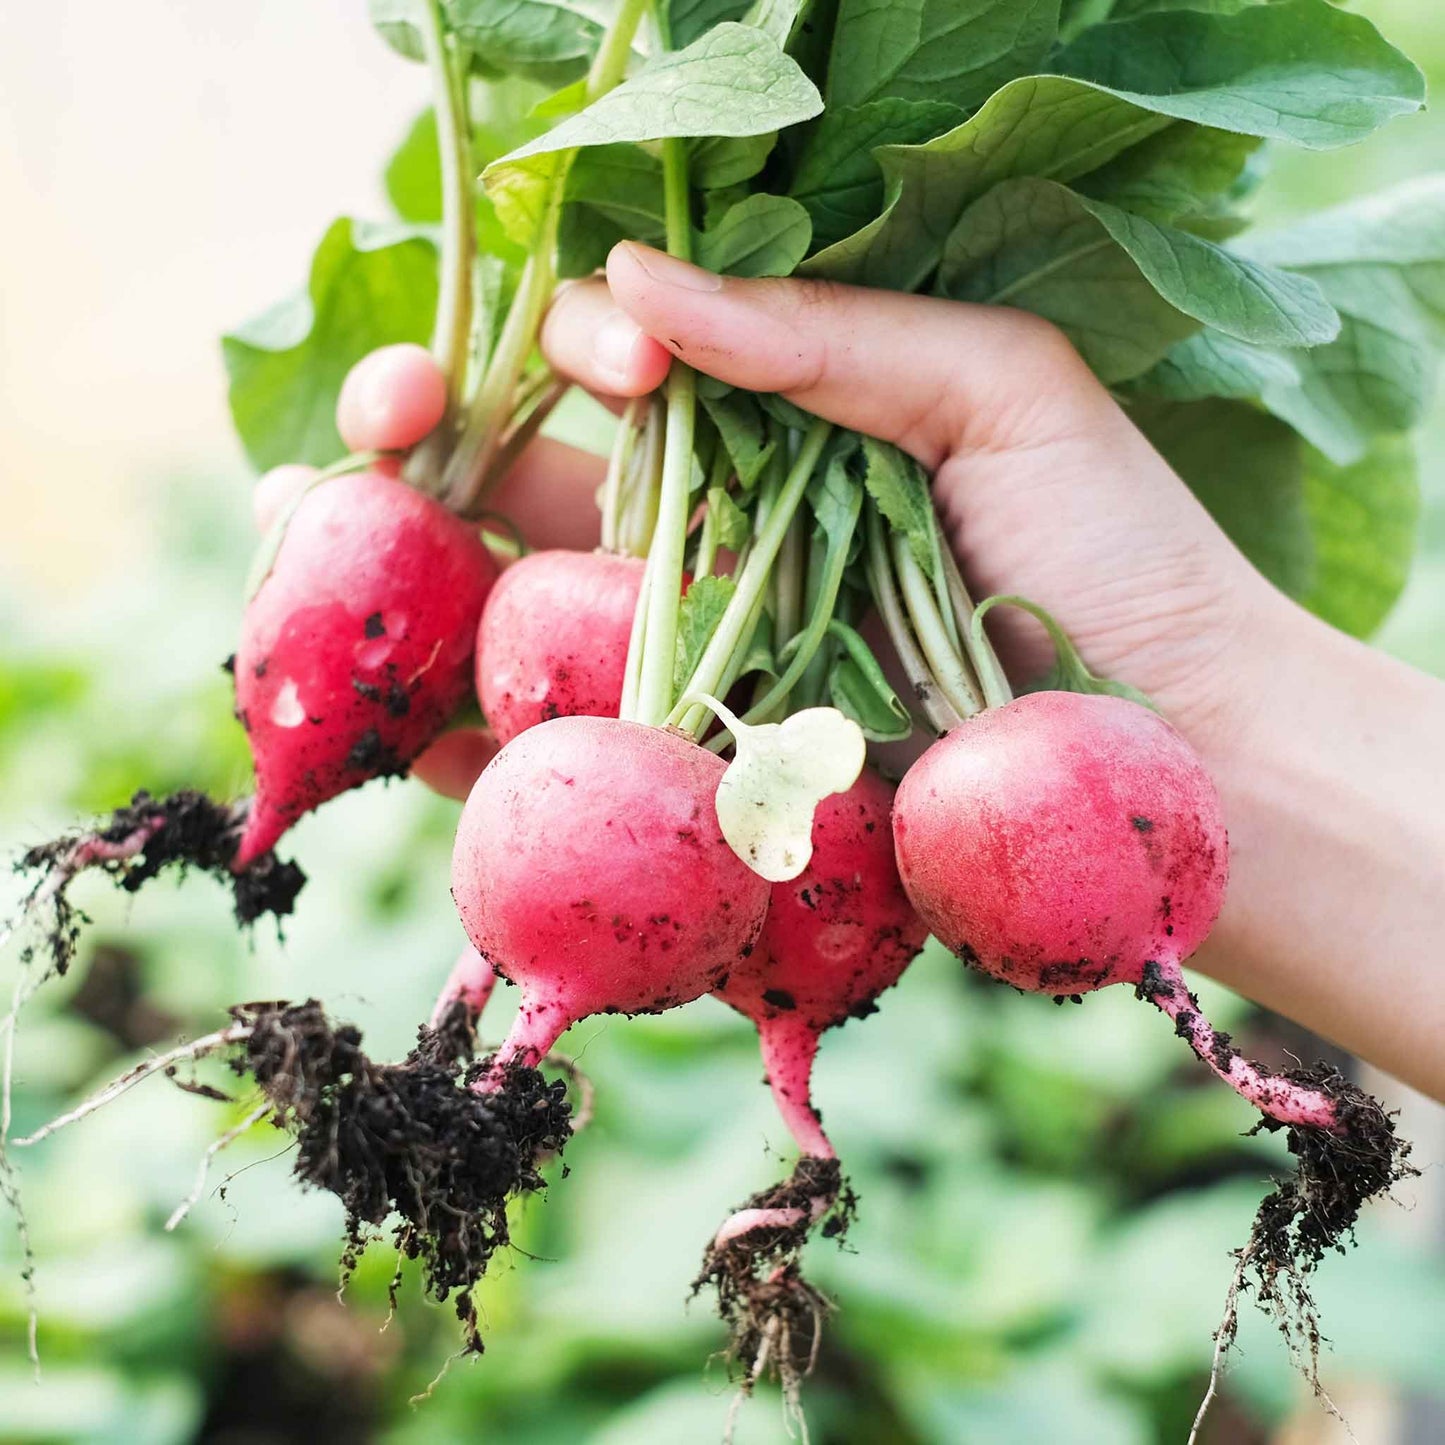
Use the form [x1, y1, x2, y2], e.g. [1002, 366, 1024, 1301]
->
[233, 1000, 571, 1351]
[694, 1156, 853, 1404]
[17, 791, 304, 975]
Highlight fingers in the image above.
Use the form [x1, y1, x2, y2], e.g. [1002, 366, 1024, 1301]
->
[488, 436, 606, 552]
[541, 278, 673, 399]
[411, 728, 497, 801]
[336, 343, 448, 452]
[602, 242, 1115, 471]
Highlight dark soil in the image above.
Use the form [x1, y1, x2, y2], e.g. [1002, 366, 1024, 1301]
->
[232, 1000, 571, 1353]
[693, 1156, 853, 1387]
[18, 790, 304, 974]
[1136, 963, 1415, 1388]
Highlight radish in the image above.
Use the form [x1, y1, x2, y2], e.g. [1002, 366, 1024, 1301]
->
[701, 768, 927, 1396]
[452, 714, 772, 1071]
[475, 550, 643, 745]
[233, 468, 498, 867]
[893, 689, 1412, 1373]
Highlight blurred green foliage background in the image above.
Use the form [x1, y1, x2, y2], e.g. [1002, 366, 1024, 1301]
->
[1, 2, 1443, 1441]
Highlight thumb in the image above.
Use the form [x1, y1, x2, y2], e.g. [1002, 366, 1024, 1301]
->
[604, 241, 1114, 469]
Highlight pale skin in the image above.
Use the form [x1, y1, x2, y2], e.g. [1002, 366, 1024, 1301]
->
[268, 242, 1445, 1103]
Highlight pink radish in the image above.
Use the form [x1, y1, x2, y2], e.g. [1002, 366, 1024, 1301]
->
[233, 469, 497, 867]
[476, 550, 643, 746]
[699, 770, 926, 1389]
[893, 689, 1410, 1362]
[717, 767, 926, 1168]
[452, 714, 771, 1072]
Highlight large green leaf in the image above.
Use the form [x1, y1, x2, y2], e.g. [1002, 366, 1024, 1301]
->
[788, 98, 963, 249]
[447, 0, 606, 85]
[222, 219, 438, 471]
[484, 23, 823, 244]
[826, 0, 1062, 111]
[669, 0, 752, 46]
[695, 194, 812, 276]
[1133, 177, 1445, 464]
[806, 0, 1421, 290]
[937, 179, 1337, 382]
[1051, 0, 1424, 150]
[1074, 121, 1260, 226]
[1301, 435, 1420, 638]
[1237, 176, 1445, 459]
[1131, 398, 1313, 598]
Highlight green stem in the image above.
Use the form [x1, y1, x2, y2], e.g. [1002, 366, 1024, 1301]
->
[586, 0, 647, 96]
[725, 489, 858, 730]
[772, 510, 807, 650]
[938, 539, 1012, 708]
[441, 197, 562, 513]
[795, 529, 833, 710]
[669, 417, 831, 735]
[864, 507, 961, 734]
[625, 132, 697, 727]
[892, 535, 983, 720]
[599, 399, 640, 554]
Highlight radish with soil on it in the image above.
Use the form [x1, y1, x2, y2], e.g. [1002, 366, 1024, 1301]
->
[702, 766, 927, 1400]
[871, 541, 1413, 1423]
[475, 549, 644, 745]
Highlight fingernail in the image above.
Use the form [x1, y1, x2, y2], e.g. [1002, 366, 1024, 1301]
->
[593, 310, 644, 378]
[620, 242, 724, 293]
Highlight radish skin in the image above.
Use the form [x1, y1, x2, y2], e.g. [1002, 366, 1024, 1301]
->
[476, 550, 643, 745]
[451, 715, 772, 1073]
[234, 470, 496, 867]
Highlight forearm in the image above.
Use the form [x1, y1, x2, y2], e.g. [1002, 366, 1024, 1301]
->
[1193, 599, 1445, 1100]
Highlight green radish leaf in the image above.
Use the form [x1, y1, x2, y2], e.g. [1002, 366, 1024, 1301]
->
[485, 24, 823, 245]
[744, 0, 808, 48]
[973, 595, 1155, 707]
[826, 0, 1061, 112]
[701, 390, 777, 487]
[674, 575, 738, 693]
[1050, 0, 1424, 150]
[861, 438, 936, 576]
[446, 0, 607, 87]
[1301, 435, 1420, 639]
[937, 179, 1337, 383]
[808, 1, 1422, 288]
[691, 132, 778, 189]
[803, 76, 1179, 289]
[368, 0, 429, 62]
[826, 619, 913, 740]
[669, 0, 751, 48]
[789, 98, 963, 249]
[706, 698, 867, 881]
[739, 608, 779, 678]
[694, 194, 813, 277]
[1235, 176, 1445, 460]
[383, 109, 534, 267]
[1129, 329, 1363, 463]
[1074, 123, 1260, 226]
[1131, 397, 1313, 599]
[808, 440, 864, 548]
[222, 218, 438, 471]
[557, 143, 667, 273]
[757, 393, 817, 432]
[708, 486, 751, 551]
[1133, 178, 1445, 466]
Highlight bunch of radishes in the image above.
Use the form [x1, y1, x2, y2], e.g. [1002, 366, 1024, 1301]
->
[4, 1, 1416, 1433]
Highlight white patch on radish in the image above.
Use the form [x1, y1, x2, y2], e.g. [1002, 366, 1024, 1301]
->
[269, 679, 306, 728]
[696, 696, 866, 883]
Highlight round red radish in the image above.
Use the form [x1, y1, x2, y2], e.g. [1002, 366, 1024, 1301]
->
[451, 715, 771, 1067]
[893, 690, 1227, 995]
[717, 769, 926, 1158]
[233, 470, 496, 867]
[476, 550, 643, 746]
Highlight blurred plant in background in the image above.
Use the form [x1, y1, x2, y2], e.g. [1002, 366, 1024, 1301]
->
[2, 2, 1444, 1441]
